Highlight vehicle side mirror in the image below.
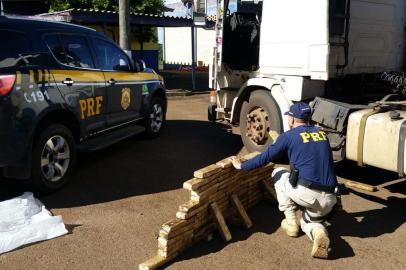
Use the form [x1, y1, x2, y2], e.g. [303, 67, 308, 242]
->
[135, 59, 146, 72]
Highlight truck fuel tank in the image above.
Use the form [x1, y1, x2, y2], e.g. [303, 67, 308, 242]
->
[346, 108, 406, 176]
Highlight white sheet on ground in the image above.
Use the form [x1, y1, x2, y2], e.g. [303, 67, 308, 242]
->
[0, 192, 68, 254]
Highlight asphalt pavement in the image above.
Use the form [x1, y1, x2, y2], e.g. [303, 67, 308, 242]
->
[0, 94, 405, 270]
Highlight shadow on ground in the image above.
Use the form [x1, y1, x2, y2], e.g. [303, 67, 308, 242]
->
[160, 189, 406, 268]
[158, 162, 406, 268]
[161, 200, 284, 268]
[329, 189, 406, 259]
[334, 189, 406, 237]
[335, 160, 400, 186]
[0, 120, 242, 208]
[159, 199, 354, 269]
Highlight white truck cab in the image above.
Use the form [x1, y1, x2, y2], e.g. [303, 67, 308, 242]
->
[202, 0, 406, 175]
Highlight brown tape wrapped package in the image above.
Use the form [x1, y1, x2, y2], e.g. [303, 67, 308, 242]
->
[139, 152, 276, 270]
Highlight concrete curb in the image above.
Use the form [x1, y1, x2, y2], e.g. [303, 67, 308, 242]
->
[166, 89, 210, 99]
[166, 89, 193, 97]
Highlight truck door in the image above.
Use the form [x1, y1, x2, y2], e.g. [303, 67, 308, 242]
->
[91, 37, 142, 127]
[44, 34, 107, 135]
[259, 0, 330, 80]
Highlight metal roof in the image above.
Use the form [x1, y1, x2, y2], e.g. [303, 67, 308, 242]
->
[37, 8, 213, 28]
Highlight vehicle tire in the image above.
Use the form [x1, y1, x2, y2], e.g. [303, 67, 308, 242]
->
[31, 124, 76, 193]
[240, 90, 283, 153]
[144, 96, 166, 138]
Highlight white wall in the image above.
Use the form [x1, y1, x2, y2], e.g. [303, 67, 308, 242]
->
[164, 27, 215, 66]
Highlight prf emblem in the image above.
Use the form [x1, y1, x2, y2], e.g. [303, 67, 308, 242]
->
[121, 88, 131, 110]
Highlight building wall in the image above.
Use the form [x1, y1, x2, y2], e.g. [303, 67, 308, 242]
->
[87, 25, 159, 51]
[87, 24, 159, 69]
[164, 27, 215, 66]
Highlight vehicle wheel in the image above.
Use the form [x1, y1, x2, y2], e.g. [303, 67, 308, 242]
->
[144, 96, 166, 138]
[240, 90, 283, 153]
[31, 124, 76, 193]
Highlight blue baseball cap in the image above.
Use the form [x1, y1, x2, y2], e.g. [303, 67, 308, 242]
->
[284, 102, 312, 119]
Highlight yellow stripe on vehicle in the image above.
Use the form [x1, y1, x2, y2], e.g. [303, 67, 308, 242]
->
[51, 70, 105, 83]
[103, 71, 159, 82]
[16, 71, 22, 85]
[44, 69, 49, 82]
[29, 70, 34, 83]
[38, 70, 43, 83]
[50, 69, 161, 84]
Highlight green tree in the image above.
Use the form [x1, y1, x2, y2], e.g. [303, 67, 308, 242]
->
[48, 0, 165, 14]
[47, 0, 165, 53]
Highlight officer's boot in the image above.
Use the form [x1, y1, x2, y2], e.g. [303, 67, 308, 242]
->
[311, 228, 330, 259]
[281, 213, 299, 237]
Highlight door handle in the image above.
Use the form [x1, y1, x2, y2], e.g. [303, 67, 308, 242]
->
[107, 79, 116, 85]
[63, 78, 74, 86]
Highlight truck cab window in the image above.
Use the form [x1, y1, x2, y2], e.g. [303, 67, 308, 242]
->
[222, 11, 261, 71]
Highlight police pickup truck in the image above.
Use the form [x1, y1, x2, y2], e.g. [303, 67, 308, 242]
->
[0, 16, 167, 193]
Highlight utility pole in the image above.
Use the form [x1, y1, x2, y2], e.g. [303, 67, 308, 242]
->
[1, 0, 5, 16]
[119, 0, 131, 57]
[184, 0, 197, 91]
[191, 21, 197, 91]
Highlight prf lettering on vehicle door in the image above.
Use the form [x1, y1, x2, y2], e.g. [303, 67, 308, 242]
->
[79, 96, 103, 119]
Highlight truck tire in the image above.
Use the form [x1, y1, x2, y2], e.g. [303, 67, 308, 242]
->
[240, 90, 283, 152]
[144, 96, 166, 138]
[31, 124, 76, 193]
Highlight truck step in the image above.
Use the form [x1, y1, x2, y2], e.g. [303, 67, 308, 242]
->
[78, 125, 145, 152]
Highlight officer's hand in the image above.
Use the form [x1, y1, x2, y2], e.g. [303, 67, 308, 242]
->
[230, 156, 242, 170]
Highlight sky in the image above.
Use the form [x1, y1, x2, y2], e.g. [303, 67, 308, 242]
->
[164, 0, 237, 17]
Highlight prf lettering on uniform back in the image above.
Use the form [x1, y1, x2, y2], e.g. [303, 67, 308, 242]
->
[300, 131, 327, 143]
[79, 96, 103, 119]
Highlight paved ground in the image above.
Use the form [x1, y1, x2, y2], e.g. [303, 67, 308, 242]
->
[0, 95, 405, 270]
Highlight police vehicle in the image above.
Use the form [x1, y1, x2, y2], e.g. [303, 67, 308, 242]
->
[0, 16, 167, 192]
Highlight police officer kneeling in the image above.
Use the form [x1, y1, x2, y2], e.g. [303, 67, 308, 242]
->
[230, 102, 338, 259]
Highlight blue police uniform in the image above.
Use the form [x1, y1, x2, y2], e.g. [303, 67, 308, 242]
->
[239, 102, 338, 258]
[241, 124, 337, 188]
[241, 102, 337, 189]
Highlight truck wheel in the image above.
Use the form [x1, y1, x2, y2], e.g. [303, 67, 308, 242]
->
[240, 90, 283, 152]
[144, 96, 166, 138]
[31, 124, 76, 193]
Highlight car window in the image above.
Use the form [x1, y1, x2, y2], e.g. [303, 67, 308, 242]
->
[60, 35, 94, 69]
[0, 30, 31, 68]
[44, 34, 69, 65]
[92, 38, 131, 72]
